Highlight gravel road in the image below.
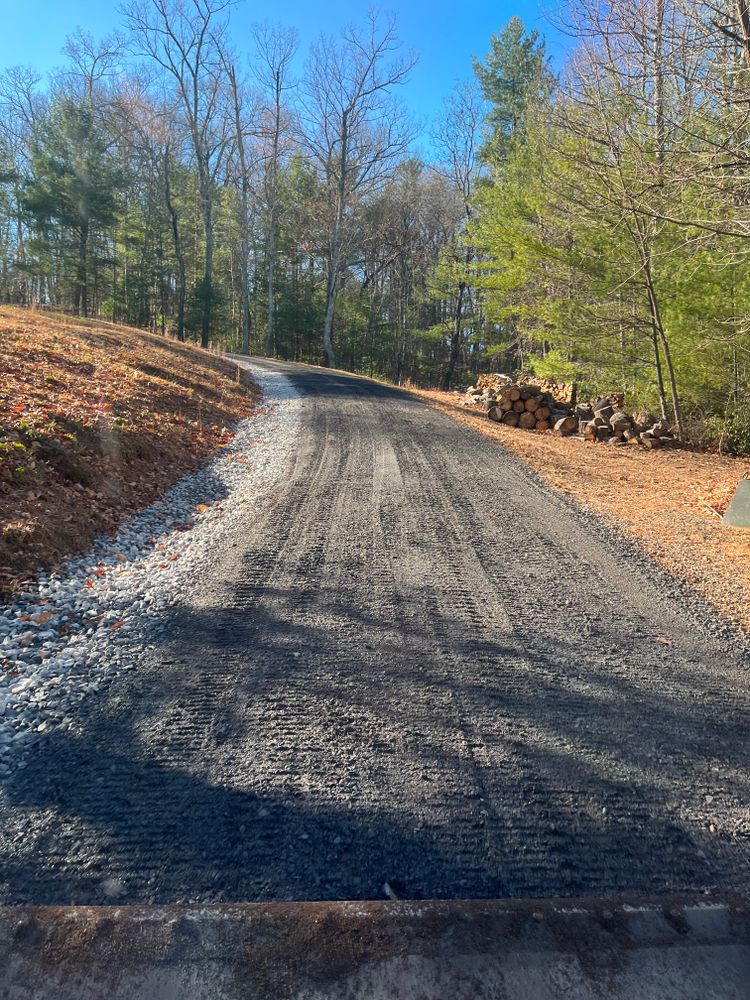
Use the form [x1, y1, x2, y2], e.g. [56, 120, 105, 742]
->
[1, 359, 749, 905]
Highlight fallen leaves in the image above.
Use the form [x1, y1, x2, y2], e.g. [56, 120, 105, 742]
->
[703, 473, 750, 516]
[0, 306, 261, 594]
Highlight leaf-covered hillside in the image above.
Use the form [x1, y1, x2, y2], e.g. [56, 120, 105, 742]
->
[0, 308, 259, 593]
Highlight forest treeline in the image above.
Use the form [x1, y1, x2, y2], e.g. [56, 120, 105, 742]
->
[2, 0, 750, 450]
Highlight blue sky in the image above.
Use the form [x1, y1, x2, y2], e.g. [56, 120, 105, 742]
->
[0, 0, 571, 125]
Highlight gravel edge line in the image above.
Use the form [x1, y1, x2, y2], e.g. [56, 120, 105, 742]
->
[0, 365, 302, 780]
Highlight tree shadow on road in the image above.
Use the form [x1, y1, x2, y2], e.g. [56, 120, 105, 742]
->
[2, 577, 748, 905]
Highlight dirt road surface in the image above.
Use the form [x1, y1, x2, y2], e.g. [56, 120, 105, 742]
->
[1, 360, 748, 905]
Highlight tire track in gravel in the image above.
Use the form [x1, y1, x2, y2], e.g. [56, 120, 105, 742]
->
[385, 400, 748, 895]
[0, 360, 748, 905]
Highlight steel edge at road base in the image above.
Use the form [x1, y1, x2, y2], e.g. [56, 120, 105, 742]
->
[1, 896, 749, 1000]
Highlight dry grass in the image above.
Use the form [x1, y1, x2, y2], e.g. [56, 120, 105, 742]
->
[411, 388, 750, 633]
[0, 307, 259, 594]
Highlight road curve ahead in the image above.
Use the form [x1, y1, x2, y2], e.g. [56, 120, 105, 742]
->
[1, 359, 749, 905]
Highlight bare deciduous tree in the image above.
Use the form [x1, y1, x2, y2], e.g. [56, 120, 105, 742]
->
[300, 13, 416, 367]
[60, 28, 124, 103]
[252, 23, 298, 358]
[222, 54, 255, 354]
[432, 80, 484, 388]
[124, 0, 232, 347]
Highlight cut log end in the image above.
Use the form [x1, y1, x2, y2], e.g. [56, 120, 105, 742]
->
[555, 415, 578, 436]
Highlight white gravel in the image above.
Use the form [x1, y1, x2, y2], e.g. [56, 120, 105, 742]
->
[0, 364, 301, 780]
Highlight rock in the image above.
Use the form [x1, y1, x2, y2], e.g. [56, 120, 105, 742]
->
[101, 877, 126, 899]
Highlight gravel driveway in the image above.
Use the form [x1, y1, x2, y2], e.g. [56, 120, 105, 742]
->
[0, 359, 748, 905]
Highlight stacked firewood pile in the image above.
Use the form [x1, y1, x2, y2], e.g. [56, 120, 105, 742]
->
[473, 373, 578, 406]
[470, 382, 561, 431]
[462, 381, 676, 448]
[574, 395, 676, 449]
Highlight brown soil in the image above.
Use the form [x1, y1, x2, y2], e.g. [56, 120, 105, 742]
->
[0, 307, 260, 595]
[411, 388, 750, 633]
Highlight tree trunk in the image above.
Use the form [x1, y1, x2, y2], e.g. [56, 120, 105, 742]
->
[654, 0, 666, 167]
[264, 68, 283, 358]
[321, 111, 350, 369]
[643, 251, 682, 437]
[265, 217, 276, 356]
[443, 280, 466, 390]
[657, 325, 683, 439]
[163, 147, 186, 342]
[228, 65, 251, 356]
[736, 0, 750, 66]
[650, 330, 669, 422]
[322, 251, 338, 368]
[201, 195, 213, 349]
[76, 221, 89, 318]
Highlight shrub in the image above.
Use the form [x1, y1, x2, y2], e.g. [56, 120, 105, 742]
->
[705, 406, 750, 456]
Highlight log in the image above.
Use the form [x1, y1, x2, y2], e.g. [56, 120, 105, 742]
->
[480, 384, 680, 452]
[610, 410, 631, 432]
[594, 393, 624, 410]
[477, 373, 514, 393]
[586, 422, 610, 441]
[640, 432, 662, 449]
[555, 415, 578, 436]
[477, 375, 510, 394]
